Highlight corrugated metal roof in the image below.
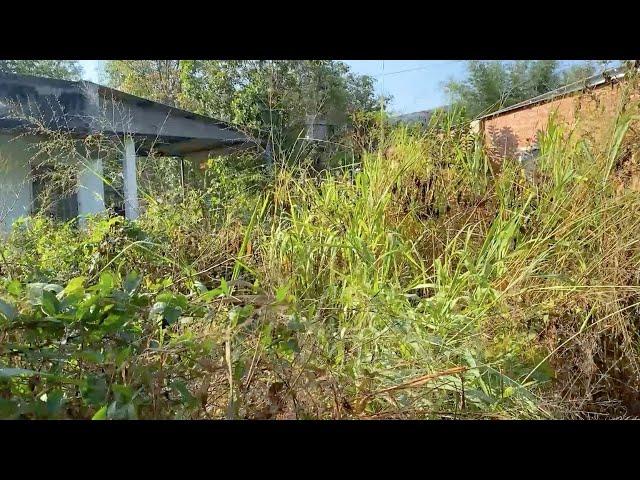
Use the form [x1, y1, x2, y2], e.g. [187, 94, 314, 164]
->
[478, 64, 630, 120]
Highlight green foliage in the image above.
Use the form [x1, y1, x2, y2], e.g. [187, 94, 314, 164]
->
[0, 60, 83, 80]
[104, 60, 383, 138]
[445, 60, 604, 118]
[0, 270, 221, 419]
[3, 84, 640, 418]
[104, 60, 183, 105]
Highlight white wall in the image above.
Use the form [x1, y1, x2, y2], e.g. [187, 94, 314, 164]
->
[0, 134, 34, 233]
[1, 133, 110, 233]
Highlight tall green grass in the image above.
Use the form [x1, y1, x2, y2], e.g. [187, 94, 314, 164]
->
[3, 100, 640, 418]
[241, 103, 640, 418]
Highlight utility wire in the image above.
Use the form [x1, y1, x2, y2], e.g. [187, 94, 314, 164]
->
[377, 60, 583, 115]
[369, 60, 613, 121]
[372, 60, 464, 79]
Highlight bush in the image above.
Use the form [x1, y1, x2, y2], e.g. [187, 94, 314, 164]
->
[3, 99, 640, 418]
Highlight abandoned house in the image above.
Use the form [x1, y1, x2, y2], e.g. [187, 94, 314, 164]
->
[478, 64, 633, 164]
[0, 72, 256, 233]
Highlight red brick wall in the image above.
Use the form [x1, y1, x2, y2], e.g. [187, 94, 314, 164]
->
[481, 81, 627, 160]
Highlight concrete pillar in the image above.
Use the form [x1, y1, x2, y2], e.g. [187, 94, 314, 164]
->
[122, 137, 139, 220]
[77, 158, 105, 228]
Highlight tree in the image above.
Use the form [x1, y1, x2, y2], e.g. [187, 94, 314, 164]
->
[560, 61, 599, 86]
[104, 60, 382, 134]
[0, 60, 83, 81]
[104, 60, 183, 106]
[445, 60, 606, 119]
[178, 60, 244, 120]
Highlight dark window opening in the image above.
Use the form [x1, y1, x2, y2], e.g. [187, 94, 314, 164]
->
[31, 165, 78, 222]
[104, 182, 125, 217]
[103, 155, 125, 218]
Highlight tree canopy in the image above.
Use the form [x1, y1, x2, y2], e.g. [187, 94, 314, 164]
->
[0, 60, 83, 81]
[104, 60, 383, 135]
[444, 60, 609, 119]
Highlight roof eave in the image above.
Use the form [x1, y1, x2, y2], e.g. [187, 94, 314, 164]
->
[478, 65, 631, 121]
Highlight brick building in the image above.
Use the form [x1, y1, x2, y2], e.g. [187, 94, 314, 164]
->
[478, 65, 633, 161]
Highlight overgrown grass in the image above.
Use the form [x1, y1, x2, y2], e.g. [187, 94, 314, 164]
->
[2, 104, 640, 419]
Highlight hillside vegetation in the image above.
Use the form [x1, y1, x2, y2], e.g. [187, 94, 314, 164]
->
[2, 98, 640, 419]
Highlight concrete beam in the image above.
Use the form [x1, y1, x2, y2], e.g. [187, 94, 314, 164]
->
[0, 73, 257, 158]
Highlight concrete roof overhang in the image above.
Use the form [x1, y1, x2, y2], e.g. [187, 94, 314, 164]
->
[0, 72, 260, 157]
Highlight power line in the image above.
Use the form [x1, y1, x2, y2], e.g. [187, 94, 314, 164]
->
[378, 60, 613, 118]
[372, 60, 464, 79]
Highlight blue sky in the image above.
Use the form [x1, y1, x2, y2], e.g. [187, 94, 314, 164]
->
[78, 60, 466, 114]
[343, 60, 467, 114]
[78, 60, 601, 115]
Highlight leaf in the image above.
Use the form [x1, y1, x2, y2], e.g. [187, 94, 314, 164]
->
[123, 272, 141, 295]
[62, 277, 86, 297]
[150, 301, 167, 317]
[287, 316, 304, 332]
[529, 359, 555, 383]
[0, 299, 17, 321]
[91, 405, 107, 420]
[171, 380, 197, 407]
[126, 403, 138, 420]
[106, 400, 137, 420]
[102, 313, 127, 332]
[112, 384, 134, 403]
[151, 301, 181, 326]
[163, 306, 181, 326]
[200, 288, 223, 301]
[81, 375, 108, 406]
[0, 399, 18, 418]
[107, 401, 118, 419]
[278, 338, 300, 357]
[114, 347, 132, 368]
[466, 388, 496, 405]
[0, 367, 74, 384]
[60, 277, 86, 307]
[6, 280, 22, 297]
[97, 272, 115, 295]
[157, 292, 188, 310]
[193, 281, 208, 294]
[41, 290, 59, 316]
[45, 284, 64, 294]
[219, 278, 229, 296]
[275, 284, 289, 303]
[261, 323, 273, 348]
[25, 284, 46, 304]
[45, 389, 65, 415]
[75, 350, 105, 364]
[503, 386, 515, 399]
